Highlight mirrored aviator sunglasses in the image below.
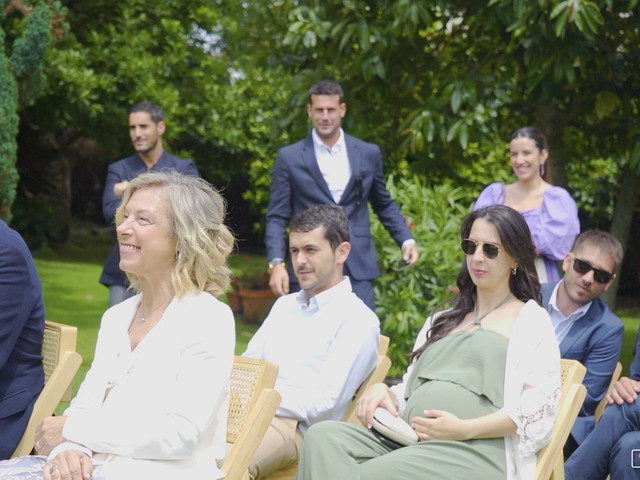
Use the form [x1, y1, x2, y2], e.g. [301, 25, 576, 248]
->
[572, 257, 613, 284]
[461, 239, 502, 260]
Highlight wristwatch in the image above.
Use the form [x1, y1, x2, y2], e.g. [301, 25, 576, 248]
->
[267, 259, 284, 274]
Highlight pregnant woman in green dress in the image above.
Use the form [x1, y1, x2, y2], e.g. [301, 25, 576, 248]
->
[297, 205, 561, 480]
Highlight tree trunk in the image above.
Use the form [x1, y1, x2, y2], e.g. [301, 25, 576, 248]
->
[535, 102, 569, 188]
[601, 164, 640, 309]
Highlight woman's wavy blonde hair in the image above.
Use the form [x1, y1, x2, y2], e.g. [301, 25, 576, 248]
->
[114, 170, 235, 298]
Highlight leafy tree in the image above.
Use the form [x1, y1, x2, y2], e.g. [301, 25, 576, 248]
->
[226, 0, 640, 304]
[14, 0, 290, 245]
[10, 0, 640, 307]
[0, 0, 52, 219]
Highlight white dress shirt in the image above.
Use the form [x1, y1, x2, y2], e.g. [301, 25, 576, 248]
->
[311, 127, 416, 252]
[243, 277, 379, 433]
[545, 280, 592, 344]
[312, 128, 351, 204]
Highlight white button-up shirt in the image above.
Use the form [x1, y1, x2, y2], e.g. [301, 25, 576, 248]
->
[546, 280, 592, 344]
[243, 277, 379, 433]
[312, 128, 351, 203]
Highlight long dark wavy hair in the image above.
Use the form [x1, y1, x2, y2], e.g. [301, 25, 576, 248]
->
[411, 205, 540, 361]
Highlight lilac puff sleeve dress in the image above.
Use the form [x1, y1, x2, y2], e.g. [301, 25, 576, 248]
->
[474, 182, 580, 283]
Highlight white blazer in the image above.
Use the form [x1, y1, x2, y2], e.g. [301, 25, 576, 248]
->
[391, 300, 561, 480]
[49, 291, 235, 480]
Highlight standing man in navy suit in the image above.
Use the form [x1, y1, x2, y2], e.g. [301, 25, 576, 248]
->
[0, 219, 45, 459]
[100, 101, 199, 306]
[265, 80, 418, 311]
[540, 230, 624, 457]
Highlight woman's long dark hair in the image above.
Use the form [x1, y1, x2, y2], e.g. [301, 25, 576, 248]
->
[411, 205, 540, 360]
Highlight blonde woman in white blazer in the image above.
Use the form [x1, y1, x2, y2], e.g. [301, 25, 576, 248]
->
[297, 205, 561, 480]
[1, 171, 236, 480]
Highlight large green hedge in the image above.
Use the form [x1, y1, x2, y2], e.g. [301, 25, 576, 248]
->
[372, 176, 473, 375]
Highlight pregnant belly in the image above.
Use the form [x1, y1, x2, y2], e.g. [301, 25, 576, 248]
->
[403, 379, 499, 423]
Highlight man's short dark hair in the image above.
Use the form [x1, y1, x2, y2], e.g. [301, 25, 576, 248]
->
[290, 204, 350, 250]
[572, 230, 624, 269]
[130, 101, 164, 124]
[308, 80, 344, 103]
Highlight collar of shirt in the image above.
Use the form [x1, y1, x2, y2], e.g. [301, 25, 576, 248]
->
[134, 150, 168, 172]
[548, 280, 592, 321]
[295, 277, 353, 313]
[312, 127, 346, 155]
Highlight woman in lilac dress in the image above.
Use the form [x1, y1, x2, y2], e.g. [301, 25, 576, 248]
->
[475, 127, 579, 283]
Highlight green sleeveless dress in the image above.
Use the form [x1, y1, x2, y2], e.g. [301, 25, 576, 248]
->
[296, 327, 511, 480]
[402, 327, 509, 478]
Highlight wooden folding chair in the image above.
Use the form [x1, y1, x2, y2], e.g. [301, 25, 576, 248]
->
[222, 356, 281, 480]
[12, 321, 83, 458]
[266, 335, 392, 480]
[535, 359, 588, 480]
[595, 361, 623, 423]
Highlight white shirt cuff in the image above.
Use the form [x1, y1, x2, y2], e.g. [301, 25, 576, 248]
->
[401, 239, 416, 249]
[48, 441, 93, 461]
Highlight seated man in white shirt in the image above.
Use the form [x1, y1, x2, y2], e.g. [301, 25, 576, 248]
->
[540, 230, 624, 458]
[243, 204, 380, 479]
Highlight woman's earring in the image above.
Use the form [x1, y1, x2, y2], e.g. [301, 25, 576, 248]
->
[540, 162, 546, 177]
[512, 266, 517, 275]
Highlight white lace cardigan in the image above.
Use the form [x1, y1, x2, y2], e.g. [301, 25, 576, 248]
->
[390, 300, 561, 480]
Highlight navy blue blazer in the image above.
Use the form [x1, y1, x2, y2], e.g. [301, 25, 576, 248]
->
[265, 133, 413, 281]
[630, 321, 640, 381]
[0, 220, 45, 460]
[541, 282, 624, 444]
[99, 151, 199, 287]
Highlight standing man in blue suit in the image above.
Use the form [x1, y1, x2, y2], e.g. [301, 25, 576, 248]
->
[540, 230, 624, 457]
[565, 320, 640, 480]
[100, 101, 199, 306]
[0, 219, 45, 459]
[266, 80, 419, 311]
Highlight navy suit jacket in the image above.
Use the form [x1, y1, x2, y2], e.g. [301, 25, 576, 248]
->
[0, 220, 45, 460]
[541, 282, 624, 444]
[99, 151, 199, 287]
[265, 133, 413, 281]
[630, 321, 640, 381]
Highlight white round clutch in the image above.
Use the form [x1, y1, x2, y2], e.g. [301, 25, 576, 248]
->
[372, 407, 419, 446]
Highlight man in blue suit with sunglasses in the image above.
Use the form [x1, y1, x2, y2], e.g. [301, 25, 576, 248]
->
[540, 230, 624, 458]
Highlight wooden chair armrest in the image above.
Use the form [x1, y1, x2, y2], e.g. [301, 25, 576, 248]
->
[12, 351, 82, 458]
[343, 356, 391, 425]
[223, 388, 281, 480]
[535, 383, 587, 480]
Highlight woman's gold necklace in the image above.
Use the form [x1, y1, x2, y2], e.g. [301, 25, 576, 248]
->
[139, 295, 174, 323]
[473, 292, 513, 325]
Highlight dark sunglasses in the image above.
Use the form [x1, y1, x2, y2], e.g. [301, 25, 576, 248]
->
[571, 257, 614, 284]
[461, 239, 502, 259]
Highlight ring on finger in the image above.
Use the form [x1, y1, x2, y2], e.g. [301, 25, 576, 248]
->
[49, 464, 58, 474]
[35, 440, 42, 451]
